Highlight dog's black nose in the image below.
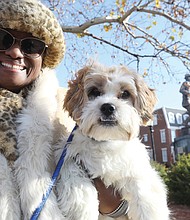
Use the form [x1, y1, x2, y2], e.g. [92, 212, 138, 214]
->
[100, 103, 115, 116]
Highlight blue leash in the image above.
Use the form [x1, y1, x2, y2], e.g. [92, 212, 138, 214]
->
[30, 125, 78, 220]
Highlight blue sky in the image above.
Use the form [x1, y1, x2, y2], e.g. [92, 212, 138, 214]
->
[55, 59, 185, 112]
[52, 1, 188, 112]
[55, 30, 186, 112]
[54, 26, 187, 112]
[155, 80, 184, 110]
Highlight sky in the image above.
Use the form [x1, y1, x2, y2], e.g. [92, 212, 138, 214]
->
[55, 60, 185, 112]
[154, 81, 184, 110]
[52, 1, 188, 113]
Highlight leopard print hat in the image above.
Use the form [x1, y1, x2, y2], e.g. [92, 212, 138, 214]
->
[0, 0, 65, 69]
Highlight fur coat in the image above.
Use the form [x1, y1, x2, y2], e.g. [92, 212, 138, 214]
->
[0, 69, 74, 220]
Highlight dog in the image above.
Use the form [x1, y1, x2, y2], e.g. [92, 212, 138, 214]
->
[55, 62, 170, 220]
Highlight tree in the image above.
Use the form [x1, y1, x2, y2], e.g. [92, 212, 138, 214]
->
[167, 154, 190, 205]
[44, 0, 190, 84]
[151, 160, 169, 185]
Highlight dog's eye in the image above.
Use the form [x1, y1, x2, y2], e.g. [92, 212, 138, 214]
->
[87, 87, 101, 99]
[120, 90, 130, 99]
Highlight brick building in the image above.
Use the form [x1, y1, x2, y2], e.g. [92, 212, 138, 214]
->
[140, 107, 187, 166]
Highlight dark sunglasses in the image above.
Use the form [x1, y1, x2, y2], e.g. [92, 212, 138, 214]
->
[0, 28, 47, 58]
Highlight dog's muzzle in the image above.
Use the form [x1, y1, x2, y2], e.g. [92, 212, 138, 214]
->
[99, 103, 117, 126]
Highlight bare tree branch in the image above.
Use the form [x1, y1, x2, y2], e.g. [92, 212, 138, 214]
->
[44, 0, 190, 83]
[137, 8, 190, 31]
[61, 1, 154, 33]
[62, 16, 120, 33]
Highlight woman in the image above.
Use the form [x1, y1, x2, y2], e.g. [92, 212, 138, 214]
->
[0, 0, 128, 219]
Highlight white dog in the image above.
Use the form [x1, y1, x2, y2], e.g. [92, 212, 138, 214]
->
[55, 62, 170, 220]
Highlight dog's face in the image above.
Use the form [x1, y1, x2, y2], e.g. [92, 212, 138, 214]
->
[64, 63, 157, 141]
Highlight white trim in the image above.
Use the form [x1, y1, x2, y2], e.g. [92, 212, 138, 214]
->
[162, 107, 170, 129]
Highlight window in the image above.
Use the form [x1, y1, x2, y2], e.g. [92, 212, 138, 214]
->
[160, 129, 166, 143]
[168, 112, 175, 123]
[171, 146, 176, 163]
[177, 146, 184, 154]
[161, 148, 168, 162]
[171, 129, 176, 142]
[176, 113, 182, 124]
[183, 114, 189, 121]
[143, 134, 148, 142]
[147, 148, 153, 160]
[153, 114, 158, 125]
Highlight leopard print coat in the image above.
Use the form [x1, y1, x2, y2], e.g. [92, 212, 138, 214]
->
[0, 89, 20, 160]
[0, 88, 28, 165]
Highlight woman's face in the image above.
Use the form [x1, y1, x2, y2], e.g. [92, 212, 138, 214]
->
[0, 29, 44, 93]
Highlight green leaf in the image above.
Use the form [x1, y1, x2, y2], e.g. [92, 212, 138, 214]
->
[146, 25, 152, 30]
[152, 21, 157, 25]
[169, 35, 175, 41]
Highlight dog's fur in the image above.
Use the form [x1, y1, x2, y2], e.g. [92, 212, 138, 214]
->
[55, 62, 170, 220]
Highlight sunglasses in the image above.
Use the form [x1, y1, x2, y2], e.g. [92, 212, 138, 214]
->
[0, 28, 47, 58]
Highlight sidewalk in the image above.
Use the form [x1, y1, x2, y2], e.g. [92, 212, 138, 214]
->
[170, 204, 190, 220]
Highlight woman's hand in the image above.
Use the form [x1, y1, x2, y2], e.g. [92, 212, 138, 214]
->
[93, 178, 122, 214]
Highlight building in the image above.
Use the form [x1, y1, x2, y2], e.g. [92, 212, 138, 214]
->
[140, 107, 187, 166]
[174, 126, 190, 156]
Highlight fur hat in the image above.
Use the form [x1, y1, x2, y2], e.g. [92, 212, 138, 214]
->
[0, 0, 65, 68]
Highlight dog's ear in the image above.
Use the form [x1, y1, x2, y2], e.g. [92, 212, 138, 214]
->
[64, 67, 90, 122]
[134, 75, 157, 126]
